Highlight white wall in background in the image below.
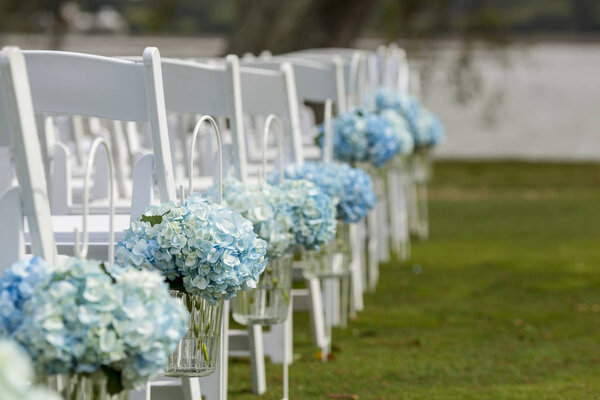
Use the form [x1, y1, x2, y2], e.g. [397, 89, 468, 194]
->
[3, 34, 599, 161]
[415, 41, 600, 161]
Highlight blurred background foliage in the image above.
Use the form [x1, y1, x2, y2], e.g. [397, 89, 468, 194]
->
[1, 0, 599, 52]
[1, 0, 597, 111]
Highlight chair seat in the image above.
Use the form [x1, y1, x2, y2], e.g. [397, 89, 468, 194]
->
[25, 214, 131, 244]
[65, 199, 133, 215]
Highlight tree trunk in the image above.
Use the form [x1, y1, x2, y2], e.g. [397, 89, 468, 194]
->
[227, 0, 380, 55]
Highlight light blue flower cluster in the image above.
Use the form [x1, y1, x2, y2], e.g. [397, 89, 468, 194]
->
[274, 179, 337, 250]
[321, 109, 404, 167]
[271, 162, 376, 223]
[0, 257, 188, 393]
[0, 257, 53, 337]
[206, 178, 295, 259]
[375, 89, 420, 123]
[414, 107, 445, 149]
[374, 88, 445, 148]
[379, 109, 415, 155]
[14, 258, 125, 376]
[115, 196, 268, 302]
[111, 269, 188, 388]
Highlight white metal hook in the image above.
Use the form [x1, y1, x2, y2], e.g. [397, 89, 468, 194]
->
[323, 99, 333, 163]
[261, 114, 285, 186]
[349, 52, 361, 108]
[74, 136, 115, 265]
[188, 115, 223, 204]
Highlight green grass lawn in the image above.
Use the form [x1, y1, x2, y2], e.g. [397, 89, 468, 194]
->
[228, 161, 600, 399]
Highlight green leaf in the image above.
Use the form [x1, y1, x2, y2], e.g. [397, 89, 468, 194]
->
[99, 262, 117, 283]
[168, 278, 186, 293]
[140, 214, 164, 227]
[101, 366, 124, 396]
[140, 211, 170, 227]
[202, 341, 210, 363]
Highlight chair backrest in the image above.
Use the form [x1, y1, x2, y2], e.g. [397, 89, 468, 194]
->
[381, 43, 410, 93]
[0, 47, 56, 267]
[22, 48, 176, 203]
[239, 64, 304, 165]
[160, 55, 248, 182]
[242, 57, 347, 114]
[283, 49, 372, 109]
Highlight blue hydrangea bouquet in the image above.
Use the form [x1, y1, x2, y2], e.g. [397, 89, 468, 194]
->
[374, 88, 445, 151]
[271, 161, 376, 279]
[206, 176, 337, 325]
[0, 256, 188, 397]
[116, 196, 268, 302]
[374, 88, 446, 182]
[204, 177, 296, 325]
[272, 161, 376, 224]
[319, 107, 414, 169]
[114, 194, 268, 375]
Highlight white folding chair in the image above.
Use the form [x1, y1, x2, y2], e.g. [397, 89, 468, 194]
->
[18, 48, 175, 257]
[237, 63, 335, 362]
[10, 47, 212, 400]
[0, 47, 57, 270]
[158, 55, 267, 398]
[242, 56, 365, 330]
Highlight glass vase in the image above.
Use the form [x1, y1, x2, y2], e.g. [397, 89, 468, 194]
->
[44, 373, 127, 400]
[411, 148, 432, 184]
[302, 222, 351, 279]
[231, 255, 293, 326]
[164, 291, 223, 377]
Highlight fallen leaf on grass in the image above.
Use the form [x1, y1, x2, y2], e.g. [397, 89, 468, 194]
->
[326, 394, 359, 399]
[315, 350, 335, 361]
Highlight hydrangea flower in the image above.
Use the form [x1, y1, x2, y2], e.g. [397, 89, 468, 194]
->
[206, 178, 295, 259]
[0, 339, 61, 400]
[0, 257, 54, 337]
[271, 162, 376, 223]
[319, 108, 403, 167]
[379, 109, 414, 155]
[374, 88, 445, 149]
[414, 107, 445, 148]
[273, 179, 336, 250]
[115, 196, 268, 302]
[111, 269, 188, 388]
[375, 89, 420, 124]
[14, 258, 123, 376]
[363, 111, 403, 167]
[319, 110, 369, 163]
[0, 257, 188, 394]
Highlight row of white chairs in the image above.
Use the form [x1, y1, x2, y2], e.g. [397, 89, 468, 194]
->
[0, 43, 419, 400]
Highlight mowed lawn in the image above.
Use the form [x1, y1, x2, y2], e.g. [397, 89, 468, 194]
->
[228, 161, 600, 399]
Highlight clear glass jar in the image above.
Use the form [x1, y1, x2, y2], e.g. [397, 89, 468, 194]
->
[302, 222, 351, 279]
[411, 148, 432, 184]
[45, 373, 127, 400]
[232, 255, 293, 326]
[164, 291, 223, 377]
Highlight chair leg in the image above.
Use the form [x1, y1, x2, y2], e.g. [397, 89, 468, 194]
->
[398, 171, 411, 260]
[219, 301, 229, 400]
[307, 277, 329, 357]
[198, 300, 230, 400]
[387, 167, 401, 256]
[339, 274, 350, 329]
[182, 378, 202, 400]
[329, 278, 341, 327]
[367, 209, 379, 292]
[248, 324, 267, 395]
[418, 183, 429, 240]
[349, 223, 364, 317]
